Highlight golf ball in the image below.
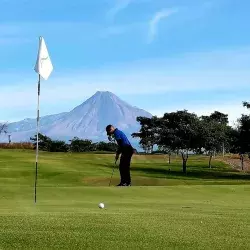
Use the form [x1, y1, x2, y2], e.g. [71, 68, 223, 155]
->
[98, 203, 104, 209]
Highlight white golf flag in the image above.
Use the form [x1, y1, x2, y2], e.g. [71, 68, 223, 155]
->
[34, 36, 53, 80]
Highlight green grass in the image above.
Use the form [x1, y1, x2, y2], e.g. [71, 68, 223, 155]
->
[0, 149, 250, 249]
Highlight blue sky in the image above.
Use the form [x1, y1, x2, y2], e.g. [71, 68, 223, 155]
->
[1, 0, 250, 125]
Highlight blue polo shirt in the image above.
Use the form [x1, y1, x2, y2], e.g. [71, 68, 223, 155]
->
[113, 129, 131, 147]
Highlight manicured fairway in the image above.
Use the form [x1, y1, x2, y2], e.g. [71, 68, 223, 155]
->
[0, 150, 250, 249]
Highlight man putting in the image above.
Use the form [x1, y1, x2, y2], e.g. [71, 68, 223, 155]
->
[106, 125, 134, 186]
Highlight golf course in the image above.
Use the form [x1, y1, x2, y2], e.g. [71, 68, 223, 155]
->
[0, 149, 250, 249]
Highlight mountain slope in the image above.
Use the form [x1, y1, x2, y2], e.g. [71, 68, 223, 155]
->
[2, 91, 152, 145]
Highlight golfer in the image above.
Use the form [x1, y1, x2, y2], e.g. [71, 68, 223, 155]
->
[106, 125, 134, 186]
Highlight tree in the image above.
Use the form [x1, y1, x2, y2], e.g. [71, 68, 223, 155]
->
[0, 122, 7, 135]
[201, 111, 229, 157]
[243, 101, 250, 109]
[228, 102, 250, 170]
[158, 110, 200, 173]
[69, 137, 94, 152]
[209, 111, 228, 125]
[227, 113, 250, 170]
[227, 127, 240, 154]
[227, 126, 244, 169]
[211, 111, 229, 156]
[200, 117, 227, 168]
[132, 116, 160, 153]
[237, 115, 250, 170]
[49, 140, 69, 152]
[96, 141, 117, 152]
[30, 133, 69, 152]
[158, 145, 172, 164]
[30, 133, 52, 151]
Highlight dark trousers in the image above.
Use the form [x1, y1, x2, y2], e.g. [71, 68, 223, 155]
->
[119, 148, 133, 184]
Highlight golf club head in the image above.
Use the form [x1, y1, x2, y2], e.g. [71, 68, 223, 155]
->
[108, 136, 112, 141]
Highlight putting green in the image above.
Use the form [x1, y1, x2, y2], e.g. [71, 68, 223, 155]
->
[0, 150, 249, 249]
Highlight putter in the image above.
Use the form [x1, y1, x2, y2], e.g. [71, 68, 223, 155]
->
[109, 160, 117, 186]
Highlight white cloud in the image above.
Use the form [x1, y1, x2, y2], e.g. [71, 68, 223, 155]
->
[0, 69, 249, 109]
[1, 47, 250, 121]
[148, 8, 178, 43]
[149, 102, 249, 127]
[107, 0, 133, 21]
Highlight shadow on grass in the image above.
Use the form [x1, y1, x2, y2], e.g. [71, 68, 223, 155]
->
[105, 163, 250, 181]
[132, 166, 250, 180]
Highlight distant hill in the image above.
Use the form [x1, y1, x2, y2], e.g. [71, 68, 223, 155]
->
[1, 91, 152, 149]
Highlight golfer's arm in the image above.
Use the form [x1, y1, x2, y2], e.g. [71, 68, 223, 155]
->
[116, 139, 122, 155]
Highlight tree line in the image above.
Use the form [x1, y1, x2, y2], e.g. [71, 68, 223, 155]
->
[1, 102, 250, 170]
[132, 103, 250, 173]
[29, 133, 118, 153]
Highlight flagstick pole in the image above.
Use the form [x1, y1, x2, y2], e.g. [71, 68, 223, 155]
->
[34, 74, 41, 203]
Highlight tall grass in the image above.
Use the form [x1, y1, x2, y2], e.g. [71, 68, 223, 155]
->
[0, 142, 34, 149]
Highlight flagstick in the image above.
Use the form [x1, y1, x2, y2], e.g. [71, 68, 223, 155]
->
[34, 36, 53, 203]
[34, 74, 41, 203]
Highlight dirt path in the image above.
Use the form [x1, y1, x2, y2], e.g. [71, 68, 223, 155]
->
[219, 155, 250, 172]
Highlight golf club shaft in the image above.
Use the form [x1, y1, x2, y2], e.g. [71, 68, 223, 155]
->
[109, 161, 116, 186]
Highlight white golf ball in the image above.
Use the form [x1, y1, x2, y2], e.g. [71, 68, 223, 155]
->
[98, 203, 104, 209]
